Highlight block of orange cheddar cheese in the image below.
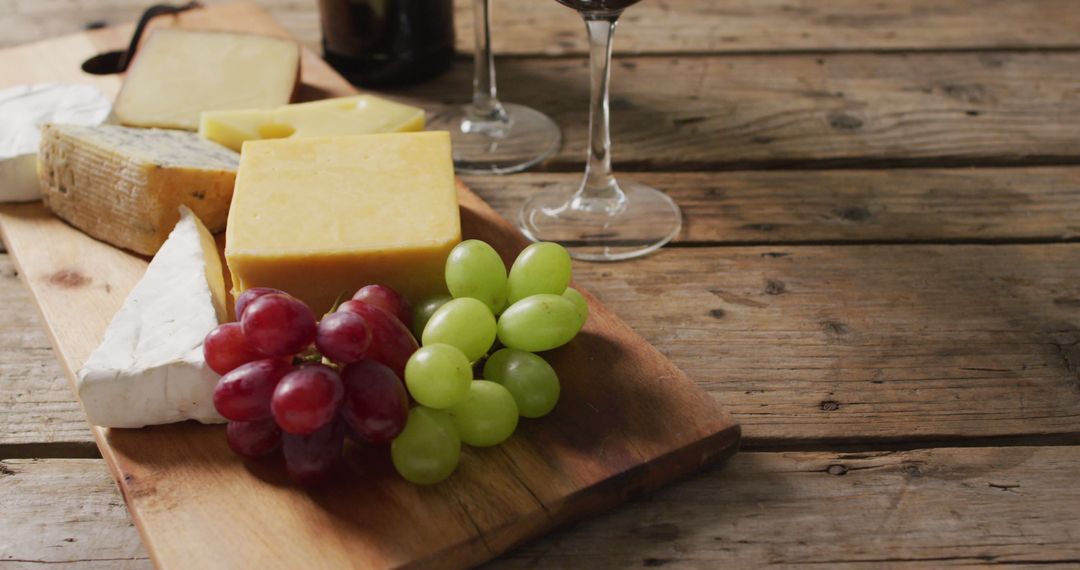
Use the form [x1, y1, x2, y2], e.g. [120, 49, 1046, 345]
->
[224, 132, 460, 315]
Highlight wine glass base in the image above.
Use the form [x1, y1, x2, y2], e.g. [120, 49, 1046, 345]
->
[518, 180, 683, 261]
[428, 103, 562, 175]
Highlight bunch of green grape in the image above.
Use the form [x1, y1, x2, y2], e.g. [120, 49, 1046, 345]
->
[391, 241, 588, 484]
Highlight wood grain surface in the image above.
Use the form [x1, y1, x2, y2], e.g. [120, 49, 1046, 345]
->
[578, 244, 1080, 445]
[3, 0, 1080, 567]
[390, 51, 1080, 169]
[0, 255, 89, 451]
[0, 459, 150, 569]
[9, 3, 1080, 169]
[0, 4, 738, 568]
[464, 168, 1080, 244]
[6, 447, 1079, 568]
[6, 0, 1080, 55]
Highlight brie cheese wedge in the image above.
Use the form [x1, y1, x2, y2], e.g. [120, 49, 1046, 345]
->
[77, 207, 228, 428]
[0, 83, 111, 202]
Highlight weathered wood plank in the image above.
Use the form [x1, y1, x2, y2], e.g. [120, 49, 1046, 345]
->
[6, 0, 1080, 55]
[6, 4, 1080, 169]
[6, 241, 1080, 448]
[0, 459, 149, 568]
[463, 167, 1080, 244]
[392, 51, 1080, 169]
[456, 0, 1080, 56]
[0, 256, 93, 449]
[489, 446, 1080, 568]
[7, 447, 1079, 569]
[572, 243, 1080, 445]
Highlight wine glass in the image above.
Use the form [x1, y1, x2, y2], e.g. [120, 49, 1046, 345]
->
[428, 0, 562, 175]
[518, 0, 681, 261]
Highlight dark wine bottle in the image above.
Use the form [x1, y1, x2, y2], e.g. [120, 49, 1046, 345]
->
[319, 0, 455, 87]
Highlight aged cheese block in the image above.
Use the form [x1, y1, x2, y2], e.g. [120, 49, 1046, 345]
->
[39, 123, 239, 255]
[225, 132, 460, 315]
[0, 83, 111, 202]
[78, 207, 227, 428]
[113, 29, 300, 131]
[198, 95, 425, 152]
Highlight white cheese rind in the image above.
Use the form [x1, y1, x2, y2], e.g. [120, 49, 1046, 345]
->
[0, 83, 110, 202]
[77, 207, 226, 428]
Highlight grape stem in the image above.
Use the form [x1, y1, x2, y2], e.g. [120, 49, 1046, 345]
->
[326, 291, 347, 317]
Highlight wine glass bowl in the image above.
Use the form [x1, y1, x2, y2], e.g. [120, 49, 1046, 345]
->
[517, 0, 681, 261]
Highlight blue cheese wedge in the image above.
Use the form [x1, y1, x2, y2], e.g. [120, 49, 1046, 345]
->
[77, 207, 227, 428]
[0, 83, 110, 202]
[39, 123, 239, 255]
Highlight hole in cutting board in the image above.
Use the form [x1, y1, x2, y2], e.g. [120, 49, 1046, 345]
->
[81, 50, 125, 75]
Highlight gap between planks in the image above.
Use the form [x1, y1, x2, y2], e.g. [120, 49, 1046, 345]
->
[14, 435, 1080, 463]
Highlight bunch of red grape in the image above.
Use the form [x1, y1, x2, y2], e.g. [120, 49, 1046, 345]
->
[203, 285, 417, 485]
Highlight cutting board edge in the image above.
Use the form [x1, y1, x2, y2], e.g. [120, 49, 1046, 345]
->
[423, 422, 742, 569]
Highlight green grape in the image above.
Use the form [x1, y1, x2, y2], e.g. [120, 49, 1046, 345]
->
[562, 287, 589, 329]
[448, 380, 518, 447]
[391, 407, 461, 485]
[445, 240, 508, 314]
[483, 348, 560, 418]
[507, 242, 572, 305]
[497, 294, 583, 352]
[404, 344, 472, 409]
[412, 295, 452, 339]
[422, 297, 496, 362]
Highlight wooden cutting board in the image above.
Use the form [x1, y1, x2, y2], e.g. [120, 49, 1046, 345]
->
[0, 3, 740, 568]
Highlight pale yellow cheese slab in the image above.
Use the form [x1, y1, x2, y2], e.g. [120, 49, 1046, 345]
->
[198, 95, 425, 152]
[114, 29, 300, 131]
[225, 132, 460, 315]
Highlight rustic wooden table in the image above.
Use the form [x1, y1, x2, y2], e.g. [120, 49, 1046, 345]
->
[3, 0, 1080, 567]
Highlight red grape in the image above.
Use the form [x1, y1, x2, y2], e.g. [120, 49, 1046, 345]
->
[283, 419, 344, 485]
[341, 360, 408, 444]
[203, 322, 264, 375]
[352, 285, 412, 328]
[235, 287, 285, 320]
[213, 359, 292, 421]
[241, 293, 317, 357]
[271, 363, 344, 435]
[315, 311, 373, 364]
[226, 418, 282, 457]
[337, 300, 418, 379]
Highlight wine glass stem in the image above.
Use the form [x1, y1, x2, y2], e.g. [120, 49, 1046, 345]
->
[469, 0, 505, 121]
[576, 15, 625, 211]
